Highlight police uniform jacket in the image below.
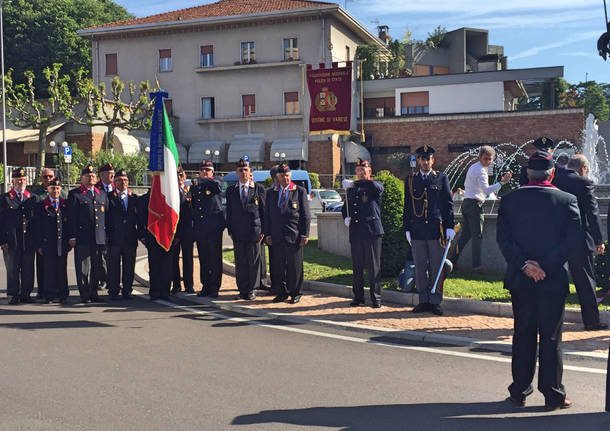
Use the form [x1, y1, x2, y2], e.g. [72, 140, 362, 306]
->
[497, 185, 581, 293]
[33, 196, 69, 256]
[105, 189, 139, 249]
[341, 180, 384, 240]
[176, 187, 194, 241]
[0, 189, 39, 250]
[403, 171, 454, 240]
[264, 182, 310, 244]
[67, 185, 108, 246]
[553, 168, 603, 252]
[226, 181, 265, 242]
[190, 177, 225, 238]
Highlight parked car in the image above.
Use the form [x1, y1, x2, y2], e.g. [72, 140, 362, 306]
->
[310, 189, 342, 213]
[324, 201, 344, 212]
[221, 169, 313, 204]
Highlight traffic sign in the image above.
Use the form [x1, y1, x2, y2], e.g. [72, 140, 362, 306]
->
[63, 145, 72, 163]
[409, 154, 417, 168]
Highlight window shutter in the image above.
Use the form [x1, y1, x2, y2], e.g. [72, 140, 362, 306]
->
[243, 94, 255, 106]
[159, 49, 171, 59]
[201, 45, 213, 55]
[284, 92, 298, 103]
[105, 53, 117, 75]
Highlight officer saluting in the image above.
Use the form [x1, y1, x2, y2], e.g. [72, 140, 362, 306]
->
[67, 164, 109, 303]
[0, 168, 40, 304]
[518, 137, 566, 186]
[33, 178, 70, 304]
[191, 160, 225, 297]
[403, 145, 455, 316]
[105, 168, 139, 300]
[264, 163, 310, 304]
[226, 156, 266, 300]
[341, 159, 384, 308]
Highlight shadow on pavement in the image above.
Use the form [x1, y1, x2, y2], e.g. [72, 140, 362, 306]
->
[0, 320, 114, 330]
[232, 402, 610, 431]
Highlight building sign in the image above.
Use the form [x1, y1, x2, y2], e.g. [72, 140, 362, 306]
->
[307, 63, 352, 135]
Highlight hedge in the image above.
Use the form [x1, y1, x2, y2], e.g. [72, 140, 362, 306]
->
[374, 170, 408, 276]
[308, 172, 320, 189]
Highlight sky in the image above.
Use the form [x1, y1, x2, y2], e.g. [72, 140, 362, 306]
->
[116, 0, 609, 85]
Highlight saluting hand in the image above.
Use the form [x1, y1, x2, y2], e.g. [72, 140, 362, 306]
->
[596, 244, 605, 255]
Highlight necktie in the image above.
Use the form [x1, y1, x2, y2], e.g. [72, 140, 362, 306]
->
[123, 194, 128, 210]
[54, 200, 58, 210]
[17, 192, 21, 201]
[279, 187, 288, 214]
[241, 185, 248, 207]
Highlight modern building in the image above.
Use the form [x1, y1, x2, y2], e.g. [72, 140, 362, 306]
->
[78, 0, 387, 182]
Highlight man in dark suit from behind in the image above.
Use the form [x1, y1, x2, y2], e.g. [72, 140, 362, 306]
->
[497, 151, 581, 411]
[105, 169, 139, 300]
[553, 154, 607, 330]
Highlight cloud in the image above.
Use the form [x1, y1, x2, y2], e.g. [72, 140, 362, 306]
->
[510, 30, 600, 60]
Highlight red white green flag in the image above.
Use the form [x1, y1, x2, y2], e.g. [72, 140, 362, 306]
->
[147, 91, 180, 251]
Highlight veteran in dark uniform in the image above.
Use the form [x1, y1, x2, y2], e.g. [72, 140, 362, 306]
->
[96, 163, 114, 290]
[0, 168, 40, 304]
[403, 145, 455, 316]
[191, 160, 225, 297]
[497, 151, 581, 410]
[105, 169, 138, 300]
[226, 157, 266, 300]
[33, 178, 70, 304]
[171, 166, 195, 295]
[30, 167, 67, 300]
[67, 164, 109, 303]
[265, 165, 283, 295]
[264, 163, 310, 304]
[341, 159, 384, 308]
[138, 189, 173, 301]
[518, 137, 566, 186]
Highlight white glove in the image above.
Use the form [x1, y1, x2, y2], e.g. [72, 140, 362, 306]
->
[405, 231, 411, 244]
[342, 179, 353, 189]
[344, 217, 351, 227]
[445, 228, 456, 241]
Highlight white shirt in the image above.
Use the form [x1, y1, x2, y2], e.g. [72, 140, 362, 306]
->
[103, 182, 113, 193]
[463, 161, 502, 202]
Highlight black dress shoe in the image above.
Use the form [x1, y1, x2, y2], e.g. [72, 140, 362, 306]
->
[289, 295, 302, 304]
[505, 396, 525, 408]
[208, 294, 219, 298]
[412, 303, 429, 313]
[8, 296, 19, 305]
[196, 291, 208, 297]
[371, 302, 382, 309]
[246, 293, 256, 301]
[234, 295, 244, 300]
[431, 304, 444, 316]
[80, 299, 89, 304]
[35, 294, 44, 300]
[122, 294, 133, 300]
[44, 299, 52, 304]
[21, 296, 35, 304]
[350, 299, 365, 307]
[89, 297, 105, 303]
[185, 287, 195, 294]
[170, 287, 179, 296]
[272, 295, 287, 303]
[584, 323, 608, 331]
[108, 294, 120, 301]
[59, 298, 68, 305]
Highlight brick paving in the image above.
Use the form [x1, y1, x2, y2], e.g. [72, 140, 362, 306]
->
[151, 254, 610, 354]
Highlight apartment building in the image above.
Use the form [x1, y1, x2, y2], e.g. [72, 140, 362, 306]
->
[78, 0, 386, 178]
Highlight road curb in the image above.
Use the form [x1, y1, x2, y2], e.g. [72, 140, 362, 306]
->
[133, 255, 607, 362]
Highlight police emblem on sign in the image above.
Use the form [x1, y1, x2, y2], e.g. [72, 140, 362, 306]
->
[315, 87, 338, 112]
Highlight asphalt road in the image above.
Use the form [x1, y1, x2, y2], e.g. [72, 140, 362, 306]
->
[0, 281, 607, 430]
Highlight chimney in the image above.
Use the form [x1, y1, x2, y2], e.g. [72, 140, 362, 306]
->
[377, 25, 390, 45]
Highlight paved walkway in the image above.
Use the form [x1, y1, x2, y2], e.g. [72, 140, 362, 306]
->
[142, 252, 610, 356]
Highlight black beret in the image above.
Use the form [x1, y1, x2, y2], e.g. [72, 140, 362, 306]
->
[115, 168, 128, 178]
[532, 136, 555, 151]
[236, 157, 250, 168]
[99, 163, 114, 173]
[356, 158, 371, 168]
[269, 165, 279, 177]
[11, 167, 26, 178]
[528, 151, 555, 170]
[200, 160, 214, 169]
[276, 163, 291, 174]
[81, 164, 95, 175]
[415, 145, 435, 158]
[47, 178, 62, 187]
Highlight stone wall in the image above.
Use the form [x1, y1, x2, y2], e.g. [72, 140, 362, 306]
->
[363, 108, 585, 175]
[307, 138, 342, 186]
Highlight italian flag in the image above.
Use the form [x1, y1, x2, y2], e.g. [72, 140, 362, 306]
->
[148, 93, 180, 251]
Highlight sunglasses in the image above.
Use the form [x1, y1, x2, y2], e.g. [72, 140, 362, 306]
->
[42, 175, 54, 178]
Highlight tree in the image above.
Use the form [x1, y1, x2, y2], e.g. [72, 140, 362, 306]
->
[355, 44, 380, 80]
[2, 63, 75, 175]
[425, 26, 447, 49]
[3, 0, 133, 96]
[573, 81, 610, 121]
[73, 73, 154, 150]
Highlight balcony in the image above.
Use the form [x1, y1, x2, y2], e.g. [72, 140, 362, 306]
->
[195, 59, 302, 73]
[196, 114, 303, 124]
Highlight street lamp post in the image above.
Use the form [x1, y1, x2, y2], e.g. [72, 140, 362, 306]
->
[205, 148, 220, 170]
[274, 152, 286, 163]
[1, 0, 8, 192]
[49, 140, 70, 190]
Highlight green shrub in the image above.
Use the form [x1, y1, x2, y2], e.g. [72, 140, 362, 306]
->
[94, 149, 148, 185]
[594, 241, 610, 290]
[374, 170, 408, 276]
[309, 172, 320, 189]
[263, 177, 274, 188]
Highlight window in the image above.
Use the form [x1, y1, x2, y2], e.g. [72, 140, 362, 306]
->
[242, 94, 255, 117]
[164, 99, 173, 117]
[345, 46, 350, 61]
[241, 41, 255, 64]
[284, 38, 298, 60]
[400, 91, 429, 116]
[159, 49, 172, 72]
[201, 45, 214, 67]
[105, 53, 117, 75]
[284, 92, 299, 115]
[202, 97, 215, 119]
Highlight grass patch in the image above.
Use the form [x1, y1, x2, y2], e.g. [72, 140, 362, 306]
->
[222, 241, 610, 310]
